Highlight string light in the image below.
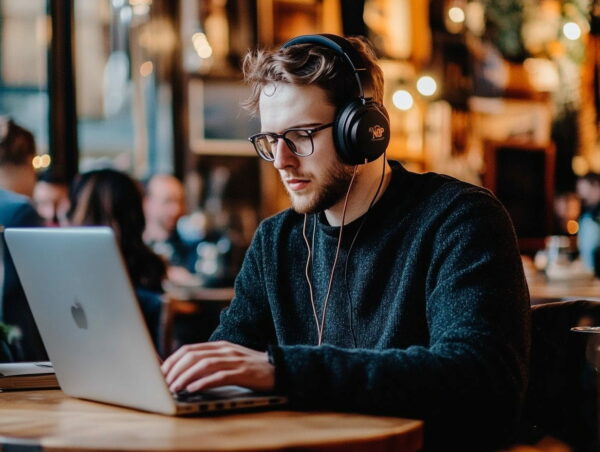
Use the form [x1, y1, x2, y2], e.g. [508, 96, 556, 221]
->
[32, 154, 51, 170]
[392, 89, 414, 111]
[563, 22, 581, 41]
[416, 76, 437, 96]
[572, 155, 589, 176]
[192, 32, 213, 59]
[448, 6, 465, 24]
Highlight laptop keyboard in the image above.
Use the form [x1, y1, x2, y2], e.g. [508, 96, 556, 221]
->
[173, 386, 287, 413]
[174, 385, 256, 403]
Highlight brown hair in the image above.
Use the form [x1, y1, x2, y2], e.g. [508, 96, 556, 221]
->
[0, 118, 36, 166]
[242, 36, 384, 116]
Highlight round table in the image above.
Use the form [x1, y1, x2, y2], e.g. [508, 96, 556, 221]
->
[0, 390, 424, 451]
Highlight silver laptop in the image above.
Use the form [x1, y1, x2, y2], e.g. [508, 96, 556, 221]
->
[4, 226, 287, 415]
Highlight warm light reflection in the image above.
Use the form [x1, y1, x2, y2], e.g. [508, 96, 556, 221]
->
[416, 76, 437, 96]
[132, 4, 150, 16]
[140, 61, 153, 77]
[572, 155, 589, 176]
[392, 89, 414, 111]
[32, 154, 51, 170]
[567, 220, 579, 235]
[192, 32, 213, 59]
[563, 22, 582, 40]
[448, 7, 465, 24]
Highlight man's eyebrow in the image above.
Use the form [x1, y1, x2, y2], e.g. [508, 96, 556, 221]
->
[291, 122, 323, 129]
[261, 122, 324, 133]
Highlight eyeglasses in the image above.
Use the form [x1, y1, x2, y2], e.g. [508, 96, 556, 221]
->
[248, 122, 334, 161]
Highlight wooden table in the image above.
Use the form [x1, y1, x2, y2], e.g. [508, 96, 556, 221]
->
[526, 273, 600, 304]
[0, 390, 424, 451]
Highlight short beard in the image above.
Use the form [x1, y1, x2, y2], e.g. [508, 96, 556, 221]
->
[288, 160, 355, 214]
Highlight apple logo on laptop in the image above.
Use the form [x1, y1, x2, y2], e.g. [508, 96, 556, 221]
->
[70, 300, 88, 329]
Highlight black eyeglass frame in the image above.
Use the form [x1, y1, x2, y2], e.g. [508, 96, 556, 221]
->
[248, 122, 334, 161]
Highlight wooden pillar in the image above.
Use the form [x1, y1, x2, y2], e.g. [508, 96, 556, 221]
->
[47, 0, 79, 183]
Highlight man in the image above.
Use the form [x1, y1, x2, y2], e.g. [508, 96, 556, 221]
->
[0, 118, 45, 361]
[143, 174, 197, 284]
[162, 34, 529, 450]
[576, 173, 600, 274]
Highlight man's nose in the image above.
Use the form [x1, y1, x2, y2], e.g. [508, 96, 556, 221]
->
[273, 139, 298, 170]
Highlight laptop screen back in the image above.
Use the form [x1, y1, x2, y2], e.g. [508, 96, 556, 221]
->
[4, 227, 178, 414]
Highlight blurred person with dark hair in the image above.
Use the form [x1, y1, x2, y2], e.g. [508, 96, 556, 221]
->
[69, 169, 166, 348]
[0, 118, 45, 361]
[33, 170, 70, 227]
[576, 173, 600, 275]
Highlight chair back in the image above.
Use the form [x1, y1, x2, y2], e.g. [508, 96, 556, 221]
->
[518, 300, 600, 451]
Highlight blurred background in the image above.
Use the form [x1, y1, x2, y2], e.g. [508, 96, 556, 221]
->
[3, 0, 600, 279]
[4, 5, 600, 447]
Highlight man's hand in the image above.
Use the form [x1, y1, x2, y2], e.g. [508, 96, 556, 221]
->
[161, 341, 275, 393]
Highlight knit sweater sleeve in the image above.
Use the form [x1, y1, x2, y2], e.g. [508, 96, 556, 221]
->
[268, 188, 530, 447]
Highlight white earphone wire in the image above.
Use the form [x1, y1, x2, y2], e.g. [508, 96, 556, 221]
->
[344, 152, 387, 346]
[303, 164, 359, 345]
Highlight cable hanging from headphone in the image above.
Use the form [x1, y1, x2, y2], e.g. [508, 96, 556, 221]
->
[344, 151, 388, 347]
[302, 164, 359, 346]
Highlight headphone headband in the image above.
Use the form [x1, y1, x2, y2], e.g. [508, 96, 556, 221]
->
[280, 34, 389, 165]
[281, 34, 365, 99]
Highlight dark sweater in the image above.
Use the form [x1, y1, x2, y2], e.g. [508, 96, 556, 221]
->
[211, 162, 530, 450]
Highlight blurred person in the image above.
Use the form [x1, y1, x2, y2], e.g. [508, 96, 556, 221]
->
[576, 173, 600, 275]
[0, 117, 36, 197]
[144, 174, 229, 347]
[161, 34, 529, 450]
[69, 169, 166, 348]
[33, 170, 70, 227]
[143, 174, 199, 285]
[553, 191, 581, 236]
[0, 118, 45, 361]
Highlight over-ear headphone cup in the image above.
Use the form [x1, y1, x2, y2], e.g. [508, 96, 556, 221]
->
[282, 34, 391, 165]
[334, 100, 390, 165]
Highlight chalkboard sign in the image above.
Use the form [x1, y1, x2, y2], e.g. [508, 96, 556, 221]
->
[483, 141, 556, 253]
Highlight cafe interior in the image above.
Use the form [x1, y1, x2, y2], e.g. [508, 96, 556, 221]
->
[2, 0, 600, 451]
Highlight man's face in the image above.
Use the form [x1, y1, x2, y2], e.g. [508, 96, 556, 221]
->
[259, 83, 354, 214]
[144, 177, 185, 233]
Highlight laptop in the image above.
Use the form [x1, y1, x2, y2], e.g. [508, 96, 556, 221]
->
[4, 226, 287, 415]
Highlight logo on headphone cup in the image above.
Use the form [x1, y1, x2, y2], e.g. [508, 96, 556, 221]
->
[369, 125, 386, 141]
[282, 34, 390, 164]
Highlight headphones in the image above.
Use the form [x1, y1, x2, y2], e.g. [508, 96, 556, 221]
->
[281, 34, 390, 166]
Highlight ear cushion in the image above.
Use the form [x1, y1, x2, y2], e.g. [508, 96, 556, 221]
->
[333, 100, 390, 165]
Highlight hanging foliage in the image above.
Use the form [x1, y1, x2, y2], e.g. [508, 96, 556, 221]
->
[481, 0, 526, 61]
